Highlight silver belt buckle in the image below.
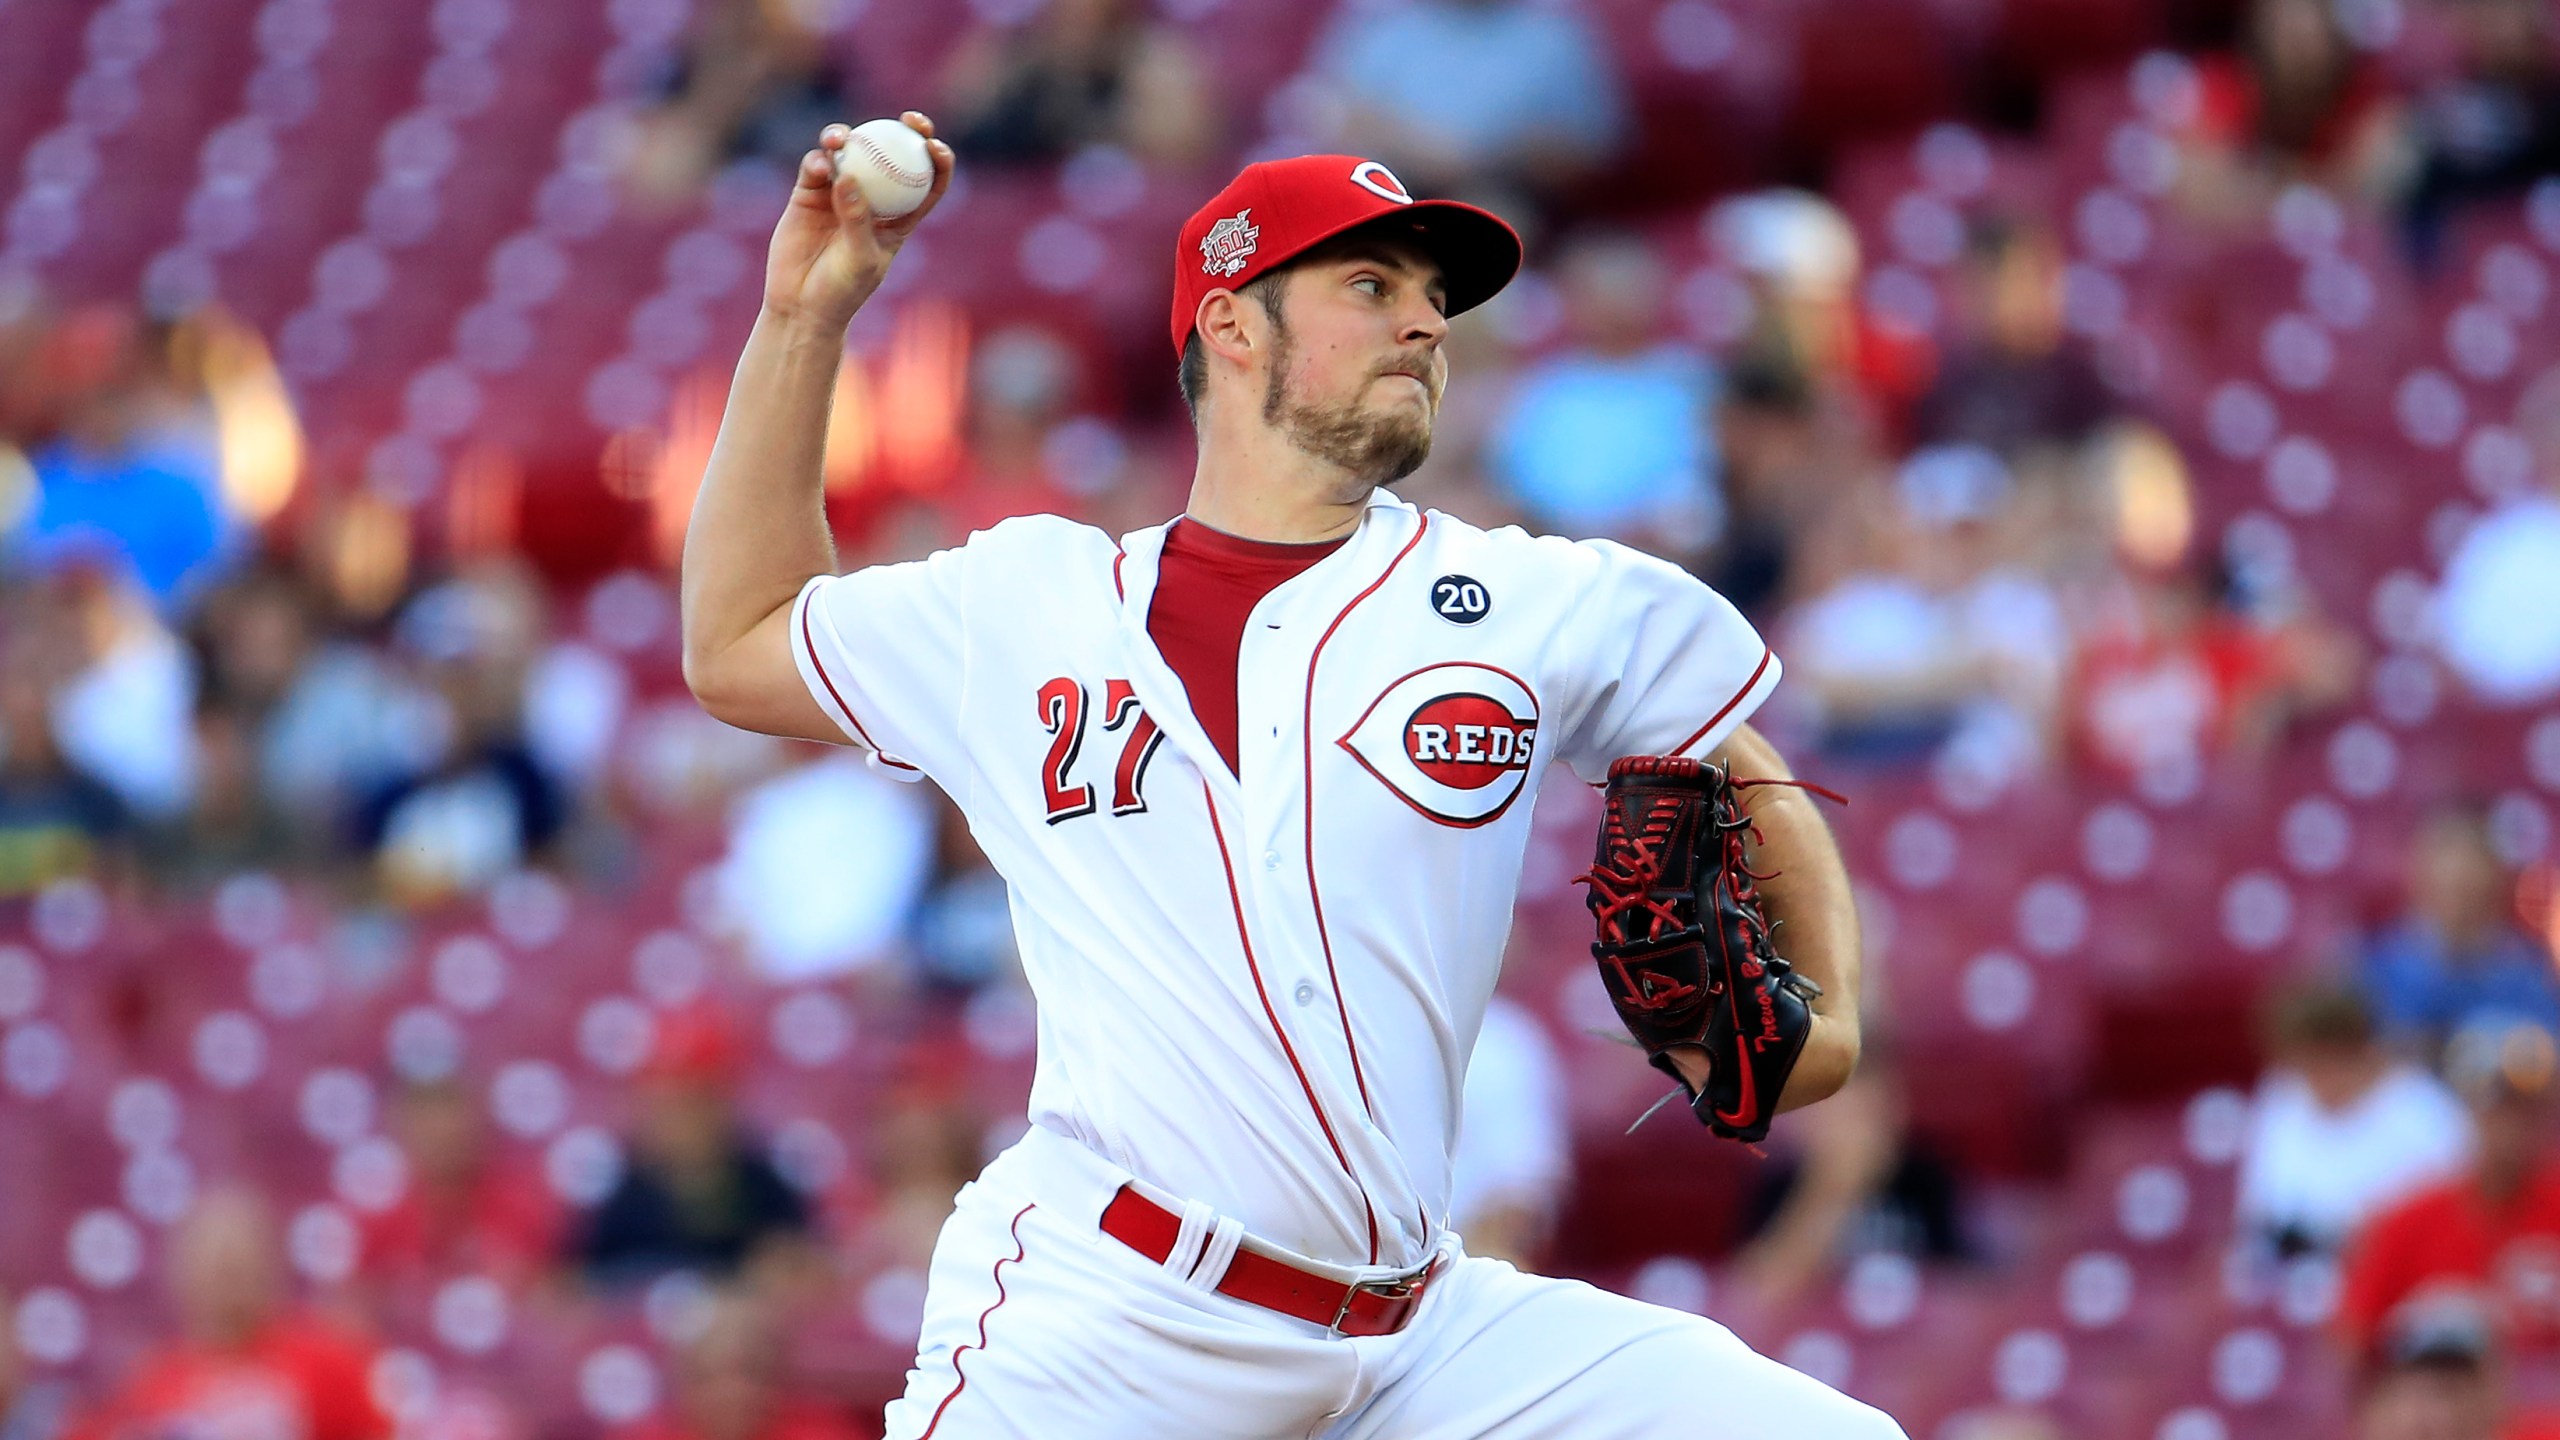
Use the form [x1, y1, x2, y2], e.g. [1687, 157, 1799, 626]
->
[1327, 1264, 1431, 1338]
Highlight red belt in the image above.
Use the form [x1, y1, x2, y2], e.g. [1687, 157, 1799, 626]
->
[1099, 1184, 1440, 1337]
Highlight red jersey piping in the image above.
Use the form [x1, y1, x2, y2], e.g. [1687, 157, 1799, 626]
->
[1298, 514, 1429, 1265]
[1201, 778, 1380, 1262]
[1669, 644, 1775, 758]
[798, 594, 921, 773]
[916, 1202, 1033, 1438]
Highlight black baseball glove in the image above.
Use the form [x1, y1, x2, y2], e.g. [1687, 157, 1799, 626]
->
[1579, 755, 1823, 1142]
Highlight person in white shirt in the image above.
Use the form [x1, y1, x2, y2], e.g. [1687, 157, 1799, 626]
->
[2237, 979, 2474, 1260]
[680, 114, 1894, 1438]
[1446, 994, 1568, 1268]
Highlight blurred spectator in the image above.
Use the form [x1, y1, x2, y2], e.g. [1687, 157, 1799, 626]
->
[1729, 1051, 1969, 1310]
[623, 1293, 862, 1440]
[1305, 0, 1626, 201]
[1779, 482, 1984, 769]
[1714, 191, 1862, 382]
[578, 1008, 816, 1287]
[1779, 452, 2066, 777]
[2357, 1297, 2506, 1440]
[0, 1287, 70, 1440]
[1486, 233, 1719, 549]
[356, 569, 567, 901]
[941, 325, 1096, 537]
[1712, 190, 1930, 422]
[69, 1189, 388, 1440]
[1449, 994, 1568, 1269]
[2062, 559, 2238, 776]
[2236, 979, 2473, 1261]
[2066, 448, 2360, 781]
[1909, 218, 2110, 460]
[9, 308, 231, 610]
[2400, 0, 2560, 263]
[524, 632, 632, 804]
[357, 1080, 562, 1292]
[628, 0, 859, 206]
[909, 809, 1018, 992]
[856, 1082, 987, 1272]
[2437, 367, 2560, 706]
[45, 570, 196, 824]
[716, 749, 935, 982]
[2340, 1021, 2560, 1366]
[2176, 0, 2410, 219]
[1700, 360, 1827, 622]
[146, 695, 299, 886]
[940, 0, 1216, 169]
[193, 565, 441, 840]
[0, 613, 131, 897]
[2358, 805, 2559, 1050]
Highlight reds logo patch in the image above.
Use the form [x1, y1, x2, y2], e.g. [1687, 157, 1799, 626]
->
[1338, 663, 1539, 827]
[1200, 207, 1260, 278]
[1350, 161, 1413, 205]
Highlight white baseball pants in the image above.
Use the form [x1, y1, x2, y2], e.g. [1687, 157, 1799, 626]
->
[881, 1125, 1909, 1439]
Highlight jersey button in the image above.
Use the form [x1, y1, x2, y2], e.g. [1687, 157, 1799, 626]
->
[1292, 981, 1316, 1006]
[1261, 850, 1281, 871]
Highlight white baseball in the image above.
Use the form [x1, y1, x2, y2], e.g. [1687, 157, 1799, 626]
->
[836, 119, 934, 221]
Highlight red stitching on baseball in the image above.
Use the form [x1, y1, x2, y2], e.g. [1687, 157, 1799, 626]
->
[849, 131, 929, 187]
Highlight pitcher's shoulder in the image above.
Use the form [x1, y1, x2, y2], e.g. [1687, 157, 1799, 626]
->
[966, 511, 1118, 556]
[950, 512, 1127, 585]
[1413, 509, 1630, 588]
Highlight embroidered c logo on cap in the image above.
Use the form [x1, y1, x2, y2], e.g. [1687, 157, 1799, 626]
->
[1349, 162, 1413, 205]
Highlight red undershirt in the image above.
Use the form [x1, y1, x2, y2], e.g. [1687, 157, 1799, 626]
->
[1146, 518, 1347, 777]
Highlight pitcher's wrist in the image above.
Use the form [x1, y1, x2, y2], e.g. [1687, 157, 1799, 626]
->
[761, 298, 859, 345]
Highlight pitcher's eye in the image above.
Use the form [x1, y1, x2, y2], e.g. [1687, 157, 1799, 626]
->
[1352, 276, 1383, 296]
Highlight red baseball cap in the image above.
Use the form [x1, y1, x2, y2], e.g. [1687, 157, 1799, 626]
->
[1169, 155, 1522, 358]
[642, 1004, 743, 1087]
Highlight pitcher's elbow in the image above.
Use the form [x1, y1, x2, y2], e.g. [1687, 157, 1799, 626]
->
[681, 644, 746, 727]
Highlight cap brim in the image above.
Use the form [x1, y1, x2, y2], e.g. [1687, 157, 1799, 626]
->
[1283, 200, 1523, 322]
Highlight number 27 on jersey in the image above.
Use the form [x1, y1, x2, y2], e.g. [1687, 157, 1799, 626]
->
[1037, 677, 1165, 824]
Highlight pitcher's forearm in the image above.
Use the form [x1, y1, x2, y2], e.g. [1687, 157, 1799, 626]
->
[679, 116, 950, 740]
[1722, 725, 1863, 1110]
[680, 304, 848, 686]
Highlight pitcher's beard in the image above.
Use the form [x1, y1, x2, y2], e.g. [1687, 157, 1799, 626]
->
[1262, 334, 1434, 488]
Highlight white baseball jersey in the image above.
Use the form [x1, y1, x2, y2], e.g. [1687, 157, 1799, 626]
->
[791, 488, 1777, 1270]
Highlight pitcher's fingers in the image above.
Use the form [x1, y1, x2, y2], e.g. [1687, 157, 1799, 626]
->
[790, 148, 835, 209]
[899, 110, 935, 140]
[882, 138, 955, 236]
[832, 154, 876, 229]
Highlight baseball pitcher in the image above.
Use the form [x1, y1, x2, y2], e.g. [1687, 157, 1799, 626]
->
[681, 112, 1905, 1439]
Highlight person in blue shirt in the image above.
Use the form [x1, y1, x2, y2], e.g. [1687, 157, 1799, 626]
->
[20, 430, 224, 606]
[1488, 233, 1720, 550]
[11, 315, 230, 608]
[2359, 804, 2560, 1052]
[1309, 0, 1627, 199]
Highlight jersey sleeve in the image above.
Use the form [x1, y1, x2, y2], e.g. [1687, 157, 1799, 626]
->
[790, 542, 973, 784]
[1550, 538, 1780, 783]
